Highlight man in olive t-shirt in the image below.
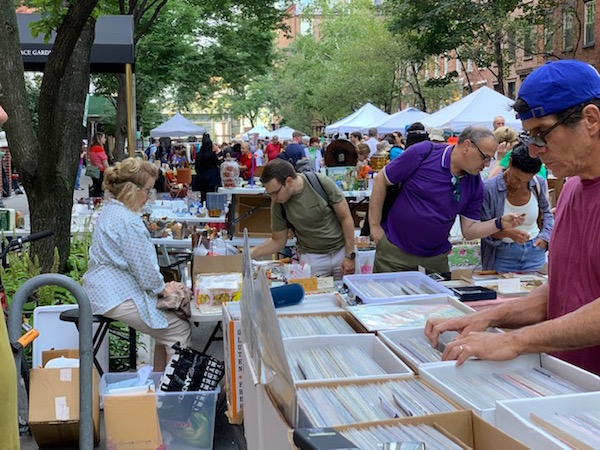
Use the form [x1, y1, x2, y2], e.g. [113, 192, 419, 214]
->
[250, 159, 356, 278]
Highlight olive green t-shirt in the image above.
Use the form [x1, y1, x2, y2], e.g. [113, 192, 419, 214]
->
[271, 173, 345, 254]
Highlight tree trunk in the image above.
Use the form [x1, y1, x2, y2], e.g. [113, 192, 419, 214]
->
[30, 21, 95, 272]
[114, 73, 128, 161]
[494, 35, 505, 95]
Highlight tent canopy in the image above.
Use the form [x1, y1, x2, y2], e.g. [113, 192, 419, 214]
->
[421, 87, 521, 132]
[271, 126, 299, 141]
[150, 113, 205, 138]
[244, 124, 272, 139]
[368, 107, 430, 135]
[325, 103, 389, 135]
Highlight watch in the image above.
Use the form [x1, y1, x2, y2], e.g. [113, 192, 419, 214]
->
[495, 217, 503, 231]
[346, 252, 356, 260]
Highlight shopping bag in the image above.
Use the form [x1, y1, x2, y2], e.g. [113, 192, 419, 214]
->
[85, 165, 100, 179]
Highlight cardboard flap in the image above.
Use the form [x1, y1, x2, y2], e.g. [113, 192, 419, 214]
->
[193, 253, 243, 280]
[104, 394, 162, 450]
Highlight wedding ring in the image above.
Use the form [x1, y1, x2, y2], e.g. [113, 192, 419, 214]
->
[459, 345, 464, 353]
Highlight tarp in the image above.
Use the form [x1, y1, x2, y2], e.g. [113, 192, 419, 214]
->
[325, 103, 389, 135]
[368, 107, 430, 134]
[149, 113, 205, 138]
[421, 86, 521, 132]
[17, 14, 134, 73]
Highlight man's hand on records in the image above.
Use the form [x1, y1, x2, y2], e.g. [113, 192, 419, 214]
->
[442, 331, 520, 366]
[425, 314, 490, 348]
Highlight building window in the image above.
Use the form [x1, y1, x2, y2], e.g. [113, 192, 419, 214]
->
[507, 30, 516, 61]
[523, 26, 535, 58]
[467, 59, 473, 72]
[434, 59, 439, 77]
[300, 19, 312, 35]
[584, 1, 595, 47]
[507, 81, 516, 99]
[544, 27, 553, 53]
[444, 57, 449, 75]
[456, 58, 461, 75]
[563, 11, 574, 51]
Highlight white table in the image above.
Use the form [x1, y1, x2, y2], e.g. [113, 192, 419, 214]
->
[150, 214, 226, 224]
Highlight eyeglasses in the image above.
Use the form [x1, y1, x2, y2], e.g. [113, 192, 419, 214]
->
[137, 185, 153, 199]
[266, 183, 284, 199]
[451, 175, 461, 203]
[521, 108, 578, 147]
[470, 140, 495, 162]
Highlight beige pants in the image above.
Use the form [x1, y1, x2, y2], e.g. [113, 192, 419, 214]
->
[104, 300, 192, 370]
[374, 234, 450, 274]
[300, 247, 346, 280]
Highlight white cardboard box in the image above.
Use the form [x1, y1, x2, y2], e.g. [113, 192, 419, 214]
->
[241, 342, 262, 450]
[283, 334, 413, 384]
[420, 353, 600, 424]
[496, 392, 600, 450]
[223, 293, 348, 423]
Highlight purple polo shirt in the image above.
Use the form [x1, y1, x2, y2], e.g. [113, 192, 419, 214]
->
[382, 141, 483, 257]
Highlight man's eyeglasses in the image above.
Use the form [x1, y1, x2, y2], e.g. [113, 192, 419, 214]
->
[520, 108, 578, 147]
[451, 175, 461, 203]
[470, 140, 495, 162]
[266, 183, 284, 198]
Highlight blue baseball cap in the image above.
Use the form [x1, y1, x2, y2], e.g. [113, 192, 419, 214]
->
[516, 60, 600, 120]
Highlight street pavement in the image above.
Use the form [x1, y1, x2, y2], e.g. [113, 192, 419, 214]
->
[9, 174, 245, 449]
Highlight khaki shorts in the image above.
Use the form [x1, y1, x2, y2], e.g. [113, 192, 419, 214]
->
[373, 234, 449, 274]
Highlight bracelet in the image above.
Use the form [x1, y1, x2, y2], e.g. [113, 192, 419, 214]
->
[495, 217, 503, 231]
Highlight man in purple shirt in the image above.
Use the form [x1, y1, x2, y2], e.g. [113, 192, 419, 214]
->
[369, 125, 524, 273]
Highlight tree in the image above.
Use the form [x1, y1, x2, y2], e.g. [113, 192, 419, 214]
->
[99, 0, 283, 160]
[0, 1, 98, 271]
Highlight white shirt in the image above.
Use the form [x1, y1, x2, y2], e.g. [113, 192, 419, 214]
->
[83, 199, 167, 328]
[502, 194, 541, 243]
[365, 137, 378, 158]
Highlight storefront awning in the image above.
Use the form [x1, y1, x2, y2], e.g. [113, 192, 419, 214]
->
[18, 14, 134, 73]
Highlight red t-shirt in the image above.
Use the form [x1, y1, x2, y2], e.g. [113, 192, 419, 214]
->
[548, 176, 600, 375]
[265, 142, 282, 161]
[88, 145, 108, 172]
[239, 153, 253, 179]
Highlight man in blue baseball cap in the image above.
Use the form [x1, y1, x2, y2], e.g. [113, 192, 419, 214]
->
[425, 59, 600, 376]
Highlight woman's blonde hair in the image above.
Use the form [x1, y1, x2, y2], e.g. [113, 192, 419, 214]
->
[493, 126, 519, 144]
[102, 157, 158, 210]
[357, 142, 370, 157]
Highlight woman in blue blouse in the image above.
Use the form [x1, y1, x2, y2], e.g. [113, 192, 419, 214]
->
[481, 143, 554, 272]
[83, 158, 191, 370]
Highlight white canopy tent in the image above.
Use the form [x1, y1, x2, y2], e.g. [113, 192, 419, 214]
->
[243, 124, 272, 140]
[368, 107, 430, 134]
[421, 86, 521, 132]
[270, 126, 297, 141]
[150, 113, 205, 138]
[325, 103, 389, 135]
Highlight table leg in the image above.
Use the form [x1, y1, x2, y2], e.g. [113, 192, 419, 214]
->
[201, 321, 223, 354]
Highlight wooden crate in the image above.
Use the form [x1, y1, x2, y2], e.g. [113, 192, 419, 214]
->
[234, 194, 273, 238]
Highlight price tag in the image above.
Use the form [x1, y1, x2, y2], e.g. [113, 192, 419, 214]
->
[289, 277, 318, 292]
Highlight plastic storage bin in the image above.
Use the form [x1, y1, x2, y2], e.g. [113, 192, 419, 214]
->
[102, 372, 219, 450]
[343, 271, 453, 304]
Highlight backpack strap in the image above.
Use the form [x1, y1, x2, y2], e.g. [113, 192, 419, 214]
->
[280, 172, 332, 231]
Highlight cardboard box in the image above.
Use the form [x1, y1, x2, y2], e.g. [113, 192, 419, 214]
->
[496, 392, 600, 450]
[104, 373, 220, 450]
[28, 367, 100, 447]
[420, 353, 600, 424]
[192, 253, 243, 281]
[41, 348, 79, 368]
[242, 342, 262, 450]
[233, 194, 272, 237]
[223, 293, 351, 424]
[258, 383, 527, 450]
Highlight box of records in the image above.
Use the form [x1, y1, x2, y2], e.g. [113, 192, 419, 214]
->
[223, 293, 348, 423]
[420, 353, 600, 424]
[347, 296, 474, 333]
[379, 326, 499, 373]
[496, 392, 600, 450]
[296, 375, 462, 429]
[284, 334, 414, 385]
[343, 271, 453, 305]
[330, 410, 528, 450]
